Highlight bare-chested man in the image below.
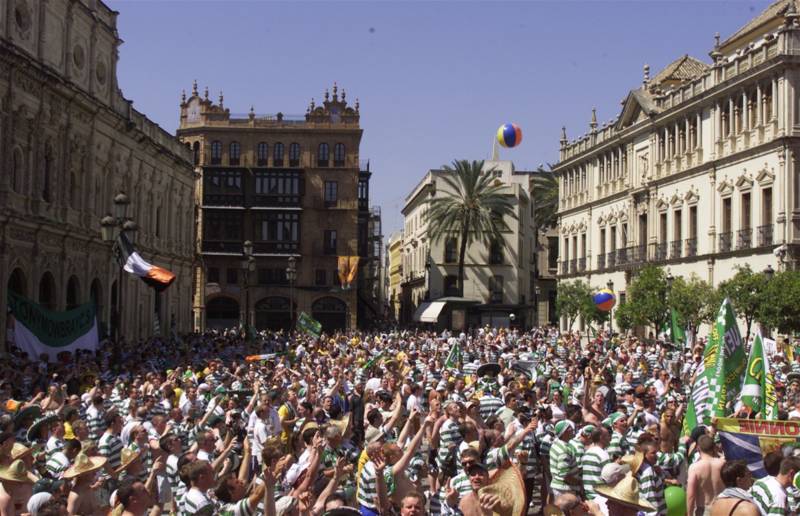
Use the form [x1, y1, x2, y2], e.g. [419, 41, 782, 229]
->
[687, 435, 725, 516]
[382, 411, 434, 507]
[456, 462, 505, 516]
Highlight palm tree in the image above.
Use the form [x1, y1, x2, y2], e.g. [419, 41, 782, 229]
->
[530, 166, 558, 231]
[427, 160, 517, 296]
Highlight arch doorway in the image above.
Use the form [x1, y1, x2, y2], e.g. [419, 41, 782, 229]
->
[254, 297, 293, 331]
[8, 269, 26, 297]
[90, 279, 104, 336]
[66, 276, 81, 310]
[38, 272, 57, 311]
[206, 297, 239, 330]
[312, 297, 347, 333]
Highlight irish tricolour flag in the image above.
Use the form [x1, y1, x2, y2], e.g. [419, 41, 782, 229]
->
[115, 233, 175, 291]
[7, 291, 99, 361]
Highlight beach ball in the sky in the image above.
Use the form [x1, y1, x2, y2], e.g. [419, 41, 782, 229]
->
[497, 123, 523, 148]
[593, 289, 616, 312]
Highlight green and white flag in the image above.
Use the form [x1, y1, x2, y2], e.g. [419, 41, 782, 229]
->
[683, 298, 745, 435]
[296, 312, 322, 338]
[7, 291, 99, 361]
[445, 341, 461, 369]
[670, 308, 687, 345]
[740, 330, 779, 419]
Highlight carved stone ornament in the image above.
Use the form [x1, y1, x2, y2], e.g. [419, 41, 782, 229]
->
[13, 0, 32, 41]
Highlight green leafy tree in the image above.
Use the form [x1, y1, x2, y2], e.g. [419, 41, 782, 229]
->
[615, 301, 636, 332]
[557, 280, 596, 329]
[668, 274, 718, 333]
[530, 167, 558, 231]
[717, 265, 770, 343]
[426, 160, 517, 296]
[625, 265, 670, 334]
[761, 270, 800, 335]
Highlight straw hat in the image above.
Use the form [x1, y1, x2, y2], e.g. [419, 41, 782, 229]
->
[327, 417, 349, 437]
[477, 465, 527, 516]
[10, 443, 32, 461]
[115, 447, 142, 474]
[26, 414, 59, 442]
[595, 472, 655, 512]
[0, 459, 38, 483]
[62, 453, 107, 479]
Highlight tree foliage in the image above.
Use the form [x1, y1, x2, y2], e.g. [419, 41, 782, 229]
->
[530, 167, 558, 231]
[557, 280, 596, 329]
[668, 273, 718, 331]
[624, 265, 670, 333]
[426, 160, 517, 295]
[717, 265, 770, 342]
[760, 269, 800, 335]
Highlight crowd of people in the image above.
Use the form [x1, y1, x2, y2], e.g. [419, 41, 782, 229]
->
[0, 325, 799, 516]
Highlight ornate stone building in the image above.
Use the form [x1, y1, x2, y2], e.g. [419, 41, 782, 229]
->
[0, 0, 196, 344]
[177, 84, 369, 332]
[554, 0, 800, 330]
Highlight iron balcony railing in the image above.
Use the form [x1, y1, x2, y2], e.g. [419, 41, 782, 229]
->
[253, 241, 299, 253]
[737, 228, 752, 250]
[757, 224, 773, 247]
[578, 257, 586, 272]
[597, 254, 606, 270]
[685, 237, 698, 257]
[654, 242, 668, 260]
[569, 259, 577, 273]
[718, 232, 732, 252]
[606, 251, 616, 268]
[616, 247, 629, 266]
[202, 240, 244, 254]
[670, 240, 682, 259]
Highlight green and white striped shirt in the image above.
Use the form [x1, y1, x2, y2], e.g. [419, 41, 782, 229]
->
[98, 431, 123, 470]
[607, 430, 630, 458]
[581, 446, 609, 500]
[549, 439, 577, 493]
[45, 450, 70, 478]
[750, 476, 787, 516]
[437, 419, 463, 466]
[357, 461, 380, 509]
[637, 462, 667, 516]
[182, 487, 214, 516]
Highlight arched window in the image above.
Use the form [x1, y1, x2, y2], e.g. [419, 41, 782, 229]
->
[66, 276, 81, 310]
[11, 148, 23, 193]
[192, 142, 200, 165]
[8, 268, 26, 297]
[39, 272, 57, 311]
[256, 142, 268, 166]
[334, 143, 346, 167]
[229, 141, 241, 166]
[42, 144, 53, 202]
[273, 143, 284, 167]
[318, 143, 329, 167]
[289, 143, 300, 167]
[210, 141, 222, 165]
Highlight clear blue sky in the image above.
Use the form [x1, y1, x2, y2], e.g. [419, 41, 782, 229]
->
[107, 0, 770, 236]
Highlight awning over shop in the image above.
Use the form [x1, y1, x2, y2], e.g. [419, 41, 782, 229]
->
[413, 301, 447, 323]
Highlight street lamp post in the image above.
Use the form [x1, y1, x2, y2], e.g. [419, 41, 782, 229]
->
[606, 279, 614, 333]
[764, 264, 775, 281]
[100, 191, 137, 355]
[242, 241, 254, 335]
[286, 256, 297, 332]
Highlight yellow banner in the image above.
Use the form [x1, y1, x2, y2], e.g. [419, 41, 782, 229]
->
[716, 417, 800, 438]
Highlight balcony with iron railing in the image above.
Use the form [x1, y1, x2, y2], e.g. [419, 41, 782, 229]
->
[654, 242, 668, 261]
[718, 231, 732, 252]
[670, 240, 682, 259]
[757, 224, 773, 247]
[686, 237, 697, 257]
[578, 257, 586, 272]
[253, 241, 299, 254]
[737, 228, 752, 250]
[569, 259, 577, 273]
[597, 253, 606, 270]
[252, 194, 301, 207]
[203, 193, 245, 207]
[616, 247, 629, 266]
[202, 240, 244, 254]
[606, 251, 617, 268]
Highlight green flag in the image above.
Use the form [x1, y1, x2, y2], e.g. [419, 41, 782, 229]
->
[361, 350, 385, 371]
[682, 298, 746, 435]
[445, 341, 461, 369]
[296, 312, 322, 338]
[670, 308, 686, 344]
[740, 330, 779, 419]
